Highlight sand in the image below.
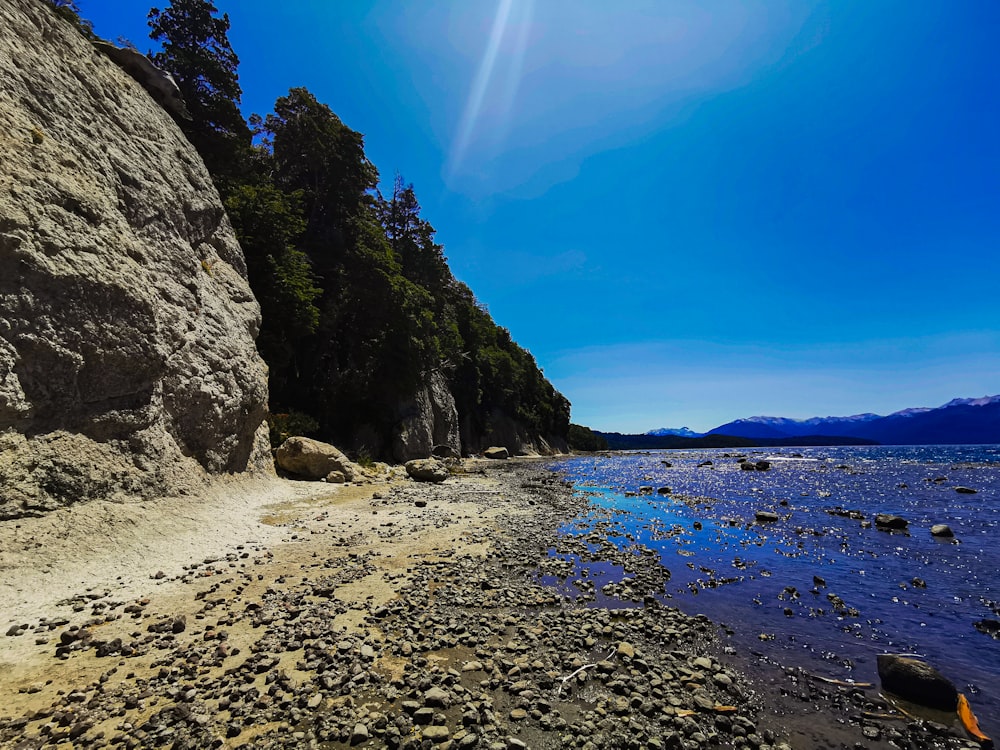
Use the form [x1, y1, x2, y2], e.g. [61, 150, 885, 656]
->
[0, 477, 329, 629]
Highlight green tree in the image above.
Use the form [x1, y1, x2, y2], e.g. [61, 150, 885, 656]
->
[263, 88, 378, 263]
[148, 0, 251, 193]
[376, 174, 450, 291]
[224, 183, 321, 400]
[568, 424, 608, 452]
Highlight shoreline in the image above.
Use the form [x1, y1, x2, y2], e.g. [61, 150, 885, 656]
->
[0, 460, 983, 749]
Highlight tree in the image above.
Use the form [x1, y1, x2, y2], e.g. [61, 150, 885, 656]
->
[148, 0, 251, 193]
[224, 183, 322, 398]
[376, 174, 450, 291]
[263, 88, 378, 261]
[568, 424, 608, 452]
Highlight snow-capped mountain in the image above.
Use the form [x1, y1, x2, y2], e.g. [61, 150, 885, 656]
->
[942, 395, 1000, 408]
[645, 426, 704, 438]
[705, 396, 1000, 445]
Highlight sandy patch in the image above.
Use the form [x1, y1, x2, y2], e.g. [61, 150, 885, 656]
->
[0, 476, 337, 630]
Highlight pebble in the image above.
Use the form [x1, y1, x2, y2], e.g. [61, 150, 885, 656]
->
[423, 725, 450, 741]
[0, 464, 971, 750]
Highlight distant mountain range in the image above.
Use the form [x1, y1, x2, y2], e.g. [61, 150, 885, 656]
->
[612, 395, 1000, 448]
[707, 395, 1000, 445]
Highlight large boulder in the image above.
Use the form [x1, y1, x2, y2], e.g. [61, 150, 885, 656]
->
[483, 446, 510, 460]
[404, 458, 448, 483]
[876, 655, 958, 711]
[0, 1, 271, 519]
[392, 370, 460, 463]
[275, 437, 357, 481]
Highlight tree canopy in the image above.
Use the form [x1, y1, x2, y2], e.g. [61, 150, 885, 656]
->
[144, 0, 570, 457]
[148, 0, 250, 193]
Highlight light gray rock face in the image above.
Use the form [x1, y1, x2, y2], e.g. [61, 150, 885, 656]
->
[393, 370, 460, 462]
[461, 408, 568, 458]
[0, 1, 271, 519]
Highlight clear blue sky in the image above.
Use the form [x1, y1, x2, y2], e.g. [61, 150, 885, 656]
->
[82, 1, 1000, 433]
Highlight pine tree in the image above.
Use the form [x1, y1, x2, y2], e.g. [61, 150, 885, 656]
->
[148, 0, 251, 194]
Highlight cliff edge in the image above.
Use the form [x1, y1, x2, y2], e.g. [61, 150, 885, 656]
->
[0, 0, 271, 519]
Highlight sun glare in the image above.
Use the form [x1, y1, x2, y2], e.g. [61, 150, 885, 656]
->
[447, 0, 533, 181]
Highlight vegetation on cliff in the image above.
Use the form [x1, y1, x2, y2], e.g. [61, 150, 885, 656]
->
[76, 0, 571, 457]
[567, 424, 609, 452]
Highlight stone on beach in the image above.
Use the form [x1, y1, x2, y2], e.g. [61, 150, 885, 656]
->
[405, 459, 449, 483]
[275, 437, 357, 481]
[484, 446, 510, 460]
[876, 654, 958, 712]
[432, 443, 461, 459]
[423, 686, 450, 707]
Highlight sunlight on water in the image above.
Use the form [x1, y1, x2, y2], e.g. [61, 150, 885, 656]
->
[551, 445, 1000, 736]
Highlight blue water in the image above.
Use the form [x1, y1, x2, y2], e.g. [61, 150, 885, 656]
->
[551, 445, 1000, 734]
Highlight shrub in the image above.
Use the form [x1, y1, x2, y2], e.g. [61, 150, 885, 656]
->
[266, 410, 319, 448]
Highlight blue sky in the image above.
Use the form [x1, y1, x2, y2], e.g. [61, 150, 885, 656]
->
[82, 1, 1000, 432]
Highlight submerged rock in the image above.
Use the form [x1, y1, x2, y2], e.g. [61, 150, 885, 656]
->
[974, 619, 1000, 639]
[874, 514, 908, 531]
[755, 511, 780, 523]
[955, 486, 977, 494]
[876, 654, 958, 712]
[930, 524, 954, 538]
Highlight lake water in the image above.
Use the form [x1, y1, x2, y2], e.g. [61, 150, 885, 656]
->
[550, 445, 1000, 736]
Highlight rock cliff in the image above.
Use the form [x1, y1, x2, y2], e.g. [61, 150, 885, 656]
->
[0, 0, 271, 519]
[392, 370, 461, 462]
[461, 408, 568, 457]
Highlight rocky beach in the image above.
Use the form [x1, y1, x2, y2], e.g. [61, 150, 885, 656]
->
[0, 459, 988, 749]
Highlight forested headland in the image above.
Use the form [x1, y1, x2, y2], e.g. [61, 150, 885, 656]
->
[62, 0, 571, 460]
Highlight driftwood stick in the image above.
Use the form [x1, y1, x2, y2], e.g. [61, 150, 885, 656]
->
[808, 673, 874, 688]
[556, 649, 617, 697]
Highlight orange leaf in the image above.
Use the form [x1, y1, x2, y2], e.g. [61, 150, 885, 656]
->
[958, 693, 992, 745]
